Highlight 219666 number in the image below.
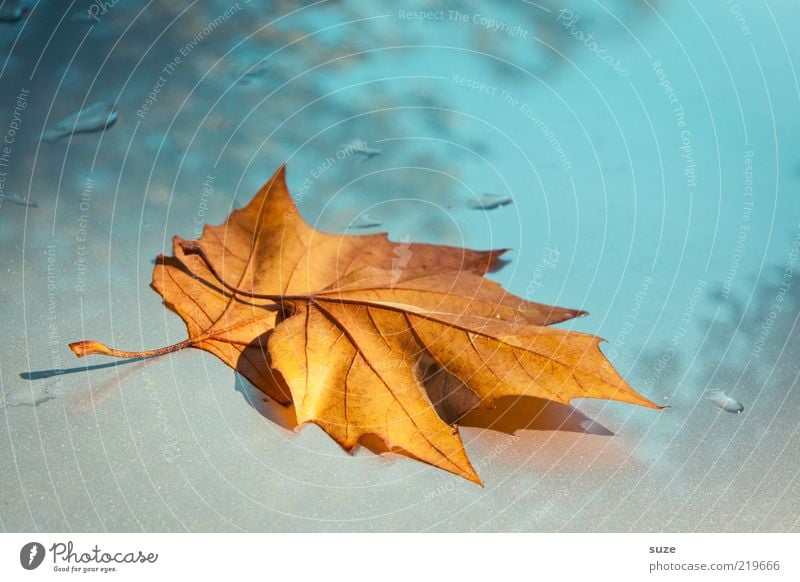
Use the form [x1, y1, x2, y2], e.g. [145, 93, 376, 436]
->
[736, 560, 780, 571]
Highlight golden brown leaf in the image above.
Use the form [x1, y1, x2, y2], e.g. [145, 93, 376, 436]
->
[69, 165, 660, 484]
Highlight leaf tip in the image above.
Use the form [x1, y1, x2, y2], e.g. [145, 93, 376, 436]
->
[264, 163, 289, 196]
[485, 248, 512, 272]
[468, 472, 485, 487]
[626, 390, 666, 410]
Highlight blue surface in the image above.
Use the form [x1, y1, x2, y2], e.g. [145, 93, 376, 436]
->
[1, 0, 799, 531]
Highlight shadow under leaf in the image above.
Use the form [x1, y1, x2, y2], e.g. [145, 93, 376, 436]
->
[234, 336, 614, 464]
[20, 356, 147, 380]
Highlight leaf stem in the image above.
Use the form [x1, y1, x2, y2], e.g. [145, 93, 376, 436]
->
[68, 338, 196, 360]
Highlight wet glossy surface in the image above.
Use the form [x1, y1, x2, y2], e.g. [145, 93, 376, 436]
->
[1, 0, 799, 532]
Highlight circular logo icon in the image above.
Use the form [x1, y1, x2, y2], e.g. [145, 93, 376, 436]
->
[20, 542, 45, 570]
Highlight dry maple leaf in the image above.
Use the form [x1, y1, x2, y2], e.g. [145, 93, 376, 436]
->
[69, 165, 660, 484]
